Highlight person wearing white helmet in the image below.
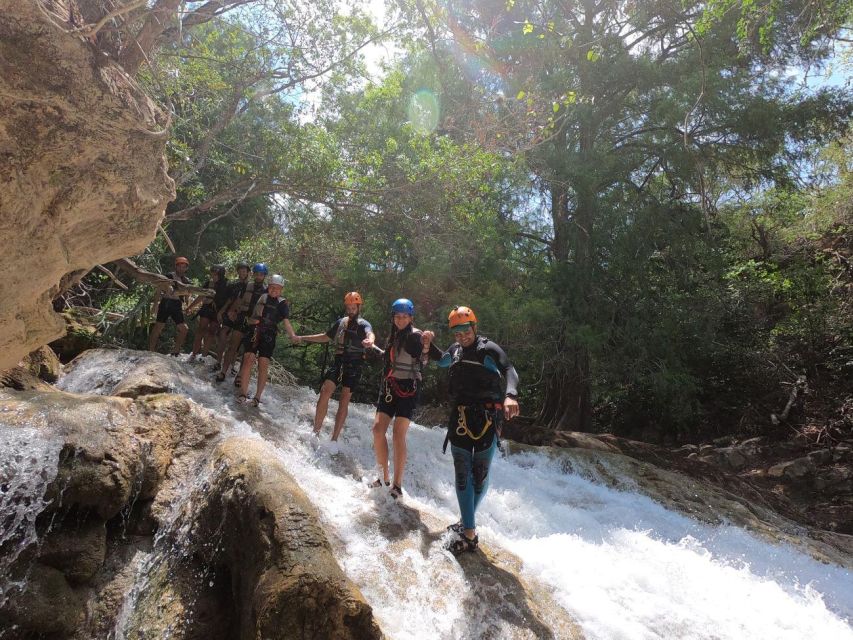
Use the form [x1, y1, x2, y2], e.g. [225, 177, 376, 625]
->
[236, 274, 299, 406]
[297, 291, 376, 441]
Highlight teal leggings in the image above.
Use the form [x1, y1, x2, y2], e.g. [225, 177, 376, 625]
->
[450, 436, 498, 530]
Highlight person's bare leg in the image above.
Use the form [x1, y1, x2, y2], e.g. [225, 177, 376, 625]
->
[391, 417, 411, 488]
[148, 322, 165, 351]
[173, 323, 189, 354]
[331, 387, 352, 441]
[191, 317, 209, 355]
[238, 352, 255, 397]
[371, 412, 393, 483]
[313, 380, 336, 435]
[215, 326, 231, 365]
[254, 357, 270, 400]
[221, 330, 243, 374]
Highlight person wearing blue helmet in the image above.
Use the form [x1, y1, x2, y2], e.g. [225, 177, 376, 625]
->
[369, 297, 442, 499]
[216, 262, 268, 383]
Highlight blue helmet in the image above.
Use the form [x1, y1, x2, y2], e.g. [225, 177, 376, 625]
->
[252, 262, 268, 275]
[391, 298, 414, 316]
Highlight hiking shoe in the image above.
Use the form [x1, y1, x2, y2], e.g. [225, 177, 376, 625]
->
[214, 372, 226, 382]
[233, 377, 241, 388]
[367, 478, 390, 489]
[446, 521, 465, 535]
[446, 533, 478, 556]
[236, 394, 248, 404]
[389, 485, 404, 500]
[250, 396, 260, 407]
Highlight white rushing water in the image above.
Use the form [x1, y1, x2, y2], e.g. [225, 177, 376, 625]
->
[0, 415, 62, 608]
[58, 352, 853, 640]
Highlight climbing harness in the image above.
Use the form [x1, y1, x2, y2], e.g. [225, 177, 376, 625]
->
[455, 404, 497, 441]
[443, 403, 502, 453]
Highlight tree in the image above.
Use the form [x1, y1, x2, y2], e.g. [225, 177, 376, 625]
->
[398, 0, 851, 431]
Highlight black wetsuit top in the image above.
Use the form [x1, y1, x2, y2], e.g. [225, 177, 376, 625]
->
[445, 335, 519, 405]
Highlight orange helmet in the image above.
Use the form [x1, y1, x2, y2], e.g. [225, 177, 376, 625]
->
[344, 291, 363, 305]
[175, 256, 189, 266]
[448, 306, 477, 330]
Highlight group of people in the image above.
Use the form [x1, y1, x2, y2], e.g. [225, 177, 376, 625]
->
[149, 256, 520, 555]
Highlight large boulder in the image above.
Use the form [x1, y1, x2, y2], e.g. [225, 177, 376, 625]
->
[0, 0, 175, 371]
[0, 363, 380, 639]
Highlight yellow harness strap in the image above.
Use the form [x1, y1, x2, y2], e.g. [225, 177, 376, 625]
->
[455, 405, 493, 440]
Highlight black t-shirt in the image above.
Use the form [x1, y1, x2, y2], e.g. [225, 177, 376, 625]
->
[202, 278, 230, 310]
[163, 271, 191, 301]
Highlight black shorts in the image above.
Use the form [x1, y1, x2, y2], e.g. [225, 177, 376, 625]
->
[156, 299, 184, 325]
[243, 328, 277, 359]
[198, 304, 217, 322]
[223, 313, 248, 333]
[376, 377, 419, 420]
[322, 358, 363, 391]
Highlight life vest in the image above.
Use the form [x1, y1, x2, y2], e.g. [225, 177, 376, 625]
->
[446, 336, 505, 405]
[386, 328, 423, 381]
[251, 293, 288, 330]
[334, 316, 368, 359]
[234, 281, 265, 315]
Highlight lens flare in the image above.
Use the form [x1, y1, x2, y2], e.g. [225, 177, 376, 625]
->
[407, 89, 440, 134]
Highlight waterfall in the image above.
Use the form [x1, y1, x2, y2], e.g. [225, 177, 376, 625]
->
[0, 421, 62, 608]
[44, 351, 853, 639]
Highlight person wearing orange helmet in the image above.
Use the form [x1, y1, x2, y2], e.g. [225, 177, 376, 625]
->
[297, 291, 376, 440]
[148, 256, 192, 355]
[437, 305, 519, 555]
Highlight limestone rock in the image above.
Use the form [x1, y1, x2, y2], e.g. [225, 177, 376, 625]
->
[0, 563, 85, 636]
[767, 457, 817, 480]
[38, 518, 106, 584]
[205, 437, 381, 640]
[0, 0, 175, 371]
[20, 346, 62, 383]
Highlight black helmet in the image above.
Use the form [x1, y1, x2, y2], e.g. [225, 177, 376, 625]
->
[236, 261, 251, 271]
[211, 264, 226, 277]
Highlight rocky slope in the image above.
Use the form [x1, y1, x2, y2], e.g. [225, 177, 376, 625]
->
[0, 357, 379, 639]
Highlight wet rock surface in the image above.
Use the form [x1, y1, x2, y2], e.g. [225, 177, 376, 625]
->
[0, 350, 379, 639]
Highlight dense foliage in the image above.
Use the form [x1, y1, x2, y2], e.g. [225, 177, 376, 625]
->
[68, 0, 852, 443]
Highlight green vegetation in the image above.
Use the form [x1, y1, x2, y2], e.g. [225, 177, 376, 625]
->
[69, 0, 852, 444]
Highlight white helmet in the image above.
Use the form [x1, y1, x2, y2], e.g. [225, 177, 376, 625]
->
[269, 274, 285, 287]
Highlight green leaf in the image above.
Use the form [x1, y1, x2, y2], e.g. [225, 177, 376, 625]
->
[522, 21, 534, 35]
[586, 49, 600, 62]
[516, 90, 526, 100]
[552, 102, 560, 113]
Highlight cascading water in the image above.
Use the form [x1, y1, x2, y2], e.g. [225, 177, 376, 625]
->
[0, 420, 62, 609]
[52, 351, 853, 639]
